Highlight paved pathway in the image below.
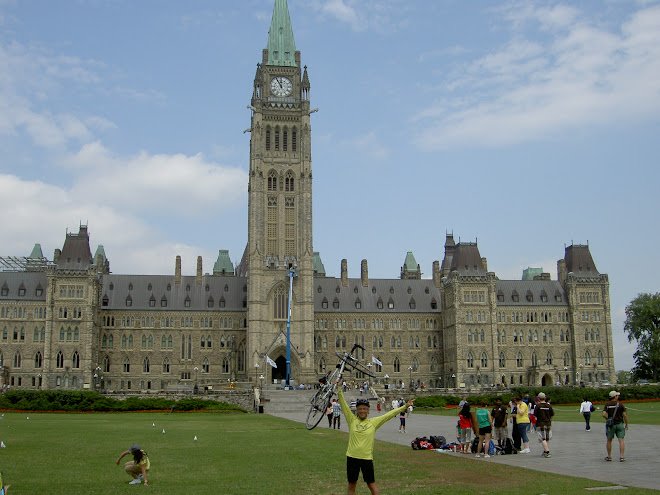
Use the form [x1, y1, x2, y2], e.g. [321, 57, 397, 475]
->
[266, 393, 659, 491]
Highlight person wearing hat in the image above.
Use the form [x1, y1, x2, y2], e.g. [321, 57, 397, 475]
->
[116, 444, 150, 485]
[338, 389, 414, 495]
[535, 392, 554, 458]
[602, 390, 628, 462]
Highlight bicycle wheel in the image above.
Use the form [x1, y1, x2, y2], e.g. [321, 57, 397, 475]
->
[306, 386, 332, 430]
[305, 401, 327, 430]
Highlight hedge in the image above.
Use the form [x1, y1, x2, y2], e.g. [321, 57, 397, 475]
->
[0, 390, 246, 413]
[413, 385, 660, 408]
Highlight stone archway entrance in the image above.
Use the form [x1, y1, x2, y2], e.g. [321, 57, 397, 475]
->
[272, 356, 287, 381]
[541, 373, 553, 386]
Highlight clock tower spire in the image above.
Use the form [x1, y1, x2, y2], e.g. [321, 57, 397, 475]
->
[246, 0, 315, 384]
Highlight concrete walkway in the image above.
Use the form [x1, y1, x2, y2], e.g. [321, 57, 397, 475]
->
[266, 393, 659, 491]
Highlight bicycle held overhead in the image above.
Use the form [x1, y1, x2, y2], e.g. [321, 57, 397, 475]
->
[306, 344, 376, 430]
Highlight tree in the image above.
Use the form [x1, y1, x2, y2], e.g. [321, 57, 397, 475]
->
[616, 370, 632, 385]
[624, 293, 660, 382]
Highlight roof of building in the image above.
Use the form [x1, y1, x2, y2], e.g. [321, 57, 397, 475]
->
[212, 250, 234, 275]
[313, 252, 326, 276]
[100, 274, 248, 312]
[92, 245, 106, 266]
[495, 279, 567, 307]
[449, 242, 487, 276]
[314, 277, 442, 314]
[57, 225, 93, 270]
[522, 267, 543, 281]
[0, 272, 48, 301]
[266, 0, 297, 67]
[403, 251, 418, 271]
[29, 243, 43, 259]
[565, 244, 599, 277]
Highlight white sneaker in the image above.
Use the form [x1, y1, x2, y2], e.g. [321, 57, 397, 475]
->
[137, 475, 144, 481]
[475, 454, 481, 458]
[484, 454, 490, 458]
[129, 478, 142, 485]
[520, 448, 531, 454]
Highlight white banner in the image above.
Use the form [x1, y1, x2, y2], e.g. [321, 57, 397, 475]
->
[371, 356, 383, 366]
[266, 356, 277, 368]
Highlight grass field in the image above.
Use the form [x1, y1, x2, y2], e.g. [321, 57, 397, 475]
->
[415, 400, 660, 425]
[0, 411, 656, 495]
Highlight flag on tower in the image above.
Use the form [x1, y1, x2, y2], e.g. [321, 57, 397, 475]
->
[372, 356, 383, 366]
[266, 356, 277, 368]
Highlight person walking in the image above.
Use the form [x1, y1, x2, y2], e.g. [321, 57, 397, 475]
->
[491, 397, 508, 448]
[474, 402, 493, 458]
[116, 444, 150, 485]
[458, 403, 473, 454]
[338, 390, 414, 495]
[327, 402, 334, 427]
[535, 393, 554, 458]
[398, 398, 407, 433]
[603, 390, 629, 462]
[580, 397, 594, 431]
[510, 397, 521, 451]
[515, 396, 531, 453]
[333, 398, 342, 429]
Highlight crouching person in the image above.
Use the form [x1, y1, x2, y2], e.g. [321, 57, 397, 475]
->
[116, 444, 150, 486]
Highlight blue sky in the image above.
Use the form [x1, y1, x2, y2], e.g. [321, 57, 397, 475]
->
[1, 0, 659, 372]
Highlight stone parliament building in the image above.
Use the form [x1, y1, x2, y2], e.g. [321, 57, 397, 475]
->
[0, 0, 615, 394]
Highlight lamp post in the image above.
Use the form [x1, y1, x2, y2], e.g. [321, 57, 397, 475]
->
[408, 366, 413, 392]
[254, 363, 260, 388]
[578, 364, 583, 386]
[259, 374, 264, 393]
[366, 363, 372, 393]
[95, 366, 101, 389]
[384, 374, 389, 390]
[194, 367, 199, 394]
[37, 373, 42, 390]
[451, 373, 456, 388]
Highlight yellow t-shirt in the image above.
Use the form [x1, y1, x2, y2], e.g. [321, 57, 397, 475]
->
[338, 391, 406, 460]
[516, 402, 530, 424]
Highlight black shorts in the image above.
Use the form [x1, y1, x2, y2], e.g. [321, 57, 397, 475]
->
[347, 456, 375, 484]
[479, 426, 492, 435]
[399, 417, 406, 427]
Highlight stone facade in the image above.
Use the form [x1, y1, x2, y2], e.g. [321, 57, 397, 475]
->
[0, 0, 615, 394]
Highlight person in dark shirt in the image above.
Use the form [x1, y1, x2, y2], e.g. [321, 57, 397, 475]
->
[534, 393, 554, 458]
[491, 397, 508, 447]
[602, 391, 628, 462]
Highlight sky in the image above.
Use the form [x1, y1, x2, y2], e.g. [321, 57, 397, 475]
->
[1, 0, 659, 373]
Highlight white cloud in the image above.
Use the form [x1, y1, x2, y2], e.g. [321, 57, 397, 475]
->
[322, 0, 359, 29]
[413, 3, 660, 150]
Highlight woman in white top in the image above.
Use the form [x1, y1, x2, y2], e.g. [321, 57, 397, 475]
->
[580, 398, 594, 431]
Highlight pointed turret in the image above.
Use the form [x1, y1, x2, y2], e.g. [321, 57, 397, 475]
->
[213, 250, 234, 276]
[266, 0, 297, 67]
[401, 251, 421, 280]
[313, 252, 326, 277]
[29, 243, 44, 259]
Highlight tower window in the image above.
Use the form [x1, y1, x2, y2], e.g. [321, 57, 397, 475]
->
[292, 130, 296, 151]
[275, 129, 280, 150]
[285, 172, 294, 192]
[268, 172, 277, 191]
[266, 130, 271, 150]
[283, 130, 288, 151]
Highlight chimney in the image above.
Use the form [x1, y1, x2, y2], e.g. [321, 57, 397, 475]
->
[432, 261, 441, 287]
[196, 256, 203, 284]
[341, 259, 348, 287]
[175, 256, 182, 285]
[53, 249, 61, 264]
[482, 257, 488, 272]
[361, 259, 368, 287]
[557, 259, 567, 285]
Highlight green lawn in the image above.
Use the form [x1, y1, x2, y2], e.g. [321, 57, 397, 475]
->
[0, 411, 656, 494]
[415, 401, 660, 425]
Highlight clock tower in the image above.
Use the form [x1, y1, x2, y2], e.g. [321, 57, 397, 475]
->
[246, 0, 315, 384]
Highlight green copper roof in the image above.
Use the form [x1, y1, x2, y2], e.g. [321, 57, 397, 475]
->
[92, 245, 106, 266]
[313, 252, 326, 276]
[403, 251, 418, 271]
[213, 250, 234, 275]
[522, 267, 543, 281]
[29, 243, 43, 259]
[266, 0, 297, 67]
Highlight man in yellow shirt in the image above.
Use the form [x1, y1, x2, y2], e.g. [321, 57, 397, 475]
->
[338, 390, 414, 495]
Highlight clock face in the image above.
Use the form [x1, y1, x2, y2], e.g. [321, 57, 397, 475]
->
[270, 76, 292, 97]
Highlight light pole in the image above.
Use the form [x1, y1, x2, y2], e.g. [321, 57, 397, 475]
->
[384, 374, 389, 390]
[578, 364, 583, 386]
[259, 374, 264, 393]
[194, 367, 199, 393]
[37, 373, 42, 390]
[254, 363, 260, 388]
[451, 373, 456, 388]
[95, 366, 101, 390]
[408, 366, 413, 392]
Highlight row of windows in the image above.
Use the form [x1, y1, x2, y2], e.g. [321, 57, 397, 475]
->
[579, 292, 600, 303]
[102, 315, 243, 329]
[1, 350, 80, 370]
[58, 307, 82, 319]
[100, 333, 235, 350]
[463, 291, 486, 303]
[497, 311, 570, 323]
[584, 328, 602, 342]
[58, 285, 84, 298]
[265, 128, 297, 152]
[1, 306, 46, 319]
[497, 291, 562, 303]
[580, 311, 602, 322]
[109, 282, 245, 294]
[314, 318, 437, 330]
[464, 349, 605, 369]
[324, 334, 439, 349]
[320, 297, 422, 311]
[465, 311, 487, 322]
[497, 328, 572, 344]
[1, 287, 43, 297]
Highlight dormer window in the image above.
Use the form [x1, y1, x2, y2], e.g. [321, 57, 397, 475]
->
[128, 283, 133, 291]
[125, 296, 132, 307]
